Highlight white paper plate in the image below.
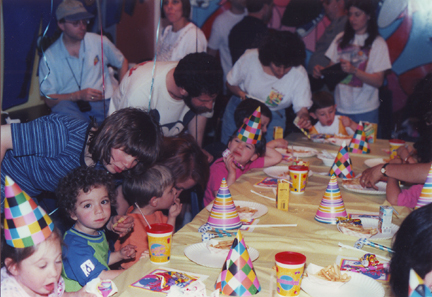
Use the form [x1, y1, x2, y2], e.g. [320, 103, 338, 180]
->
[327, 136, 352, 147]
[342, 181, 387, 195]
[288, 146, 319, 158]
[263, 166, 313, 179]
[317, 153, 337, 167]
[337, 218, 399, 240]
[364, 158, 387, 168]
[302, 265, 384, 297]
[184, 242, 259, 268]
[205, 201, 268, 220]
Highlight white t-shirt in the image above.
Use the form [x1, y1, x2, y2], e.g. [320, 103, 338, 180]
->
[156, 23, 207, 62]
[325, 32, 391, 114]
[227, 49, 312, 112]
[208, 9, 247, 84]
[109, 61, 205, 136]
[313, 115, 354, 135]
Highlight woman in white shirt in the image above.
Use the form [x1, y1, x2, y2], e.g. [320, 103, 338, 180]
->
[157, 0, 207, 62]
[313, 0, 391, 125]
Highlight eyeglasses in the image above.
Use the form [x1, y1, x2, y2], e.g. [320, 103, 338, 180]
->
[65, 19, 90, 27]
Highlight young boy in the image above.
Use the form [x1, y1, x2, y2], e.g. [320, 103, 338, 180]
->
[57, 167, 137, 292]
[204, 107, 284, 206]
[114, 165, 182, 269]
[309, 91, 357, 135]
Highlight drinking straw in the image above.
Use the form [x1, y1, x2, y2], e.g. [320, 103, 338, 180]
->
[135, 202, 152, 229]
[250, 190, 275, 201]
[241, 224, 297, 229]
[338, 242, 390, 261]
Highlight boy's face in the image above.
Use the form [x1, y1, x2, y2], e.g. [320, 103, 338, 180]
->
[71, 186, 111, 235]
[157, 185, 179, 209]
[311, 105, 337, 127]
[228, 138, 258, 166]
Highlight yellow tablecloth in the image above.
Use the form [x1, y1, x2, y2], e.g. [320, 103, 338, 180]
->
[113, 134, 411, 297]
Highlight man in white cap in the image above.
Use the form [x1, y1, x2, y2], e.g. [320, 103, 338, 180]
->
[39, 0, 128, 124]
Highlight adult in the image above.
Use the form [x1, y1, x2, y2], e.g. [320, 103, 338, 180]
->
[313, 0, 391, 124]
[1, 108, 161, 232]
[307, 0, 347, 76]
[207, 0, 247, 91]
[39, 0, 128, 125]
[229, 0, 273, 65]
[390, 203, 432, 297]
[109, 53, 223, 149]
[221, 30, 312, 144]
[157, 0, 207, 62]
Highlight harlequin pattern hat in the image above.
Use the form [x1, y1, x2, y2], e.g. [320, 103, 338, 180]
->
[349, 122, 370, 154]
[237, 107, 262, 144]
[329, 141, 355, 179]
[3, 176, 54, 248]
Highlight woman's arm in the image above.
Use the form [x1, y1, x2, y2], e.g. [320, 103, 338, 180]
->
[1, 125, 13, 167]
[226, 81, 246, 100]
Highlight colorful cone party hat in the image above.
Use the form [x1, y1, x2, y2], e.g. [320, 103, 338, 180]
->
[415, 164, 432, 209]
[208, 178, 242, 230]
[215, 230, 261, 296]
[329, 141, 355, 178]
[3, 176, 54, 248]
[315, 175, 347, 224]
[237, 107, 262, 144]
[348, 121, 370, 154]
[409, 269, 432, 297]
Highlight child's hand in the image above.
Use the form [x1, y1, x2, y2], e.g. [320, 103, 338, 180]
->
[140, 250, 150, 260]
[120, 244, 137, 260]
[110, 215, 134, 238]
[168, 197, 183, 219]
[223, 154, 237, 174]
[340, 116, 358, 131]
[65, 286, 96, 297]
[267, 139, 288, 149]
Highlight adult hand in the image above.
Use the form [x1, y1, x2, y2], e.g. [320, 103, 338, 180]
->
[202, 148, 214, 163]
[238, 90, 247, 101]
[110, 215, 134, 237]
[79, 88, 103, 102]
[340, 59, 356, 74]
[360, 165, 383, 189]
[296, 114, 312, 129]
[313, 65, 324, 79]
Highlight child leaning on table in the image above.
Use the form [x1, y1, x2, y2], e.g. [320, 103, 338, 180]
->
[56, 167, 137, 292]
[114, 165, 182, 269]
[308, 91, 357, 136]
[203, 107, 284, 206]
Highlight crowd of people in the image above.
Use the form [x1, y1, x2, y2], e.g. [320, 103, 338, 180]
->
[1, 0, 431, 296]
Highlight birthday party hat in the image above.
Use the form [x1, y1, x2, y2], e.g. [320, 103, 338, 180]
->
[329, 141, 355, 178]
[415, 164, 432, 209]
[3, 176, 54, 248]
[207, 178, 242, 230]
[409, 269, 432, 297]
[315, 175, 347, 224]
[348, 122, 370, 154]
[215, 230, 261, 296]
[237, 107, 262, 144]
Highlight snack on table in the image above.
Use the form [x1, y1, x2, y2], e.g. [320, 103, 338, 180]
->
[236, 206, 258, 221]
[210, 240, 233, 250]
[286, 148, 310, 154]
[337, 217, 378, 236]
[315, 264, 351, 283]
[292, 160, 310, 168]
[333, 134, 352, 140]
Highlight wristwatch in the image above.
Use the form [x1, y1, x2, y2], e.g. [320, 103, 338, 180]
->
[381, 163, 389, 177]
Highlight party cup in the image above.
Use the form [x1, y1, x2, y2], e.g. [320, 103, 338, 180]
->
[145, 223, 173, 264]
[289, 165, 309, 194]
[275, 251, 307, 296]
[389, 139, 405, 159]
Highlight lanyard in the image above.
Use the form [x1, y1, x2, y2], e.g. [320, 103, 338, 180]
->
[66, 57, 85, 91]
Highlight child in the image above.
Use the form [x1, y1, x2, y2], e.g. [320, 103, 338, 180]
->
[203, 107, 284, 206]
[309, 91, 357, 135]
[1, 176, 94, 297]
[56, 167, 137, 292]
[114, 165, 182, 269]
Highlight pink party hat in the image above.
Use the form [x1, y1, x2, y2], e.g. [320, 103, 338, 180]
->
[348, 122, 370, 154]
[237, 107, 262, 144]
[315, 175, 347, 224]
[215, 230, 261, 296]
[207, 178, 242, 230]
[3, 176, 55, 248]
[329, 141, 355, 178]
[415, 164, 432, 209]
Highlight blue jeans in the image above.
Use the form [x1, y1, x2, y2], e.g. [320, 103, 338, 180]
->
[51, 99, 110, 125]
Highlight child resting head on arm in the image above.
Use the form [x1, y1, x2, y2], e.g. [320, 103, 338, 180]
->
[56, 167, 137, 292]
[309, 91, 357, 136]
[114, 165, 182, 269]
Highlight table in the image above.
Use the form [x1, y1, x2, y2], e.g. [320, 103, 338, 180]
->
[113, 134, 411, 297]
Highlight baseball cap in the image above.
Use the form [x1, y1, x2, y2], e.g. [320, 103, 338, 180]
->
[56, 0, 94, 21]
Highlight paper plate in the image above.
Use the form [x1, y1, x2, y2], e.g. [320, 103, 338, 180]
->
[342, 181, 387, 195]
[317, 153, 337, 167]
[302, 264, 384, 297]
[364, 158, 388, 168]
[184, 242, 259, 268]
[263, 166, 313, 179]
[205, 201, 268, 220]
[288, 146, 319, 158]
[337, 218, 399, 240]
[327, 136, 353, 147]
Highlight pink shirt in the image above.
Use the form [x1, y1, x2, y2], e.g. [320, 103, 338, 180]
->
[397, 184, 423, 208]
[203, 157, 265, 206]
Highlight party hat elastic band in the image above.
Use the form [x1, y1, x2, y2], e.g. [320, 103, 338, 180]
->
[237, 107, 262, 144]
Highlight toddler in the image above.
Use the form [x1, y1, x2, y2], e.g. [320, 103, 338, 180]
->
[204, 107, 284, 206]
[309, 91, 357, 135]
[57, 167, 136, 292]
[115, 165, 182, 269]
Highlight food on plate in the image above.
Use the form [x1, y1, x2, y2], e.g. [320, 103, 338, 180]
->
[315, 264, 351, 282]
[342, 178, 361, 186]
[278, 171, 290, 178]
[333, 134, 352, 140]
[236, 206, 258, 215]
[337, 217, 378, 236]
[209, 240, 233, 250]
[292, 160, 310, 168]
[286, 148, 310, 154]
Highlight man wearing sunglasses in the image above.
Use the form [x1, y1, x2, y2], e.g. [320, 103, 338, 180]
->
[39, 0, 128, 124]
